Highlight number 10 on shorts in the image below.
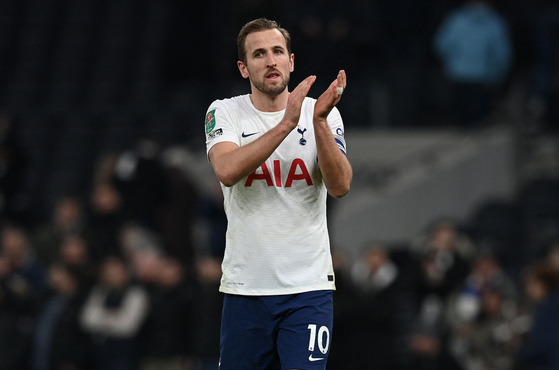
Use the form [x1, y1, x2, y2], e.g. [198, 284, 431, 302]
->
[307, 324, 330, 354]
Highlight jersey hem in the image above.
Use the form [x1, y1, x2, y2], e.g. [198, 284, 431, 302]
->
[218, 283, 336, 296]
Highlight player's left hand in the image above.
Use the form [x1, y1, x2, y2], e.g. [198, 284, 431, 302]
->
[313, 70, 346, 121]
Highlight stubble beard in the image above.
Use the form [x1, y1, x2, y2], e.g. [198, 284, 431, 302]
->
[251, 73, 290, 98]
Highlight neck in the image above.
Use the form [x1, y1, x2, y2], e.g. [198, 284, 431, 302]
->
[249, 88, 289, 112]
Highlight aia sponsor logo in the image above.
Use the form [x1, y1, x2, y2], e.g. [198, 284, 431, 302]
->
[245, 158, 312, 187]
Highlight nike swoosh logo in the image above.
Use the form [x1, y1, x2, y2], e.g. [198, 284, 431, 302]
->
[308, 355, 325, 362]
[241, 131, 259, 138]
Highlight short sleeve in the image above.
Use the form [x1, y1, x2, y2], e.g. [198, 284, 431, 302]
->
[204, 99, 241, 158]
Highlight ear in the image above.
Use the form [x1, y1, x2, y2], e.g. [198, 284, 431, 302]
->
[238, 60, 249, 79]
[289, 53, 295, 73]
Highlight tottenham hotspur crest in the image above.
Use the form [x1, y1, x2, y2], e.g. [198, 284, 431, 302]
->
[297, 126, 307, 146]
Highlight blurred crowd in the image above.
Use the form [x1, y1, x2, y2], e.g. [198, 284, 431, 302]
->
[0, 130, 227, 369]
[1, 118, 559, 370]
[329, 215, 559, 370]
[0, 0, 558, 369]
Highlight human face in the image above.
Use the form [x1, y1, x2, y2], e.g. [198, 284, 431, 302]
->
[526, 275, 547, 302]
[238, 29, 294, 97]
[101, 258, 129, 288]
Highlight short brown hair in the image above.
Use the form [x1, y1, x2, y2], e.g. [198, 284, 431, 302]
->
[237, 18, 291, 63]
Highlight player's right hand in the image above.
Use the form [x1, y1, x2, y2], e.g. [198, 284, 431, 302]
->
[283, 75, 316, 129]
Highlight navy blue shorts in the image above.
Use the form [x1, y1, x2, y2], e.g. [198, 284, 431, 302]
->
[219, 290, 333, 370]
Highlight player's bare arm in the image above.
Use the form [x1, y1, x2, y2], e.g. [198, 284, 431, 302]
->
[209, 76, 316, 187]
[313, 70, 352, 198]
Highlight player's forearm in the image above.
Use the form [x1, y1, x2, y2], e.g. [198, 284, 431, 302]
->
[314, 118, 352, 198]
[211, 120, 294, 186]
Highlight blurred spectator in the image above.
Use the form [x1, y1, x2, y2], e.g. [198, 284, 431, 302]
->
[0, 111, 27, 223]
[0, 223, 46, 369]
[156, 153, 199, 267]
[434, 0, 513, 127]
[118, 222, 163, 277]
[408, 314, 462, 370]
[31, 263, 90, 370]
[33, 195, 89, 266]
[446, 252, 522, 369]
[451, 286, 524, 370]
[130, 247, 163, 289]
[0, 223, 46, 293]
[80, 256, 150, 370]
[517, 261, 559, 369]
[108, 136, 201, 268]
[406, 220, 473, 370]
[409, 220, 473, 301]
[342, 243, 404, 369]
[58, 233, 97, 292]
[88, 181, 126, 262]
[412, 218, 477, 262]
[112, 136, 169, 231]
[469, 198, 526, 282]
[351, 243, 400, 293]
[140, 257, 198, 370]
[448, 250, 517, 325]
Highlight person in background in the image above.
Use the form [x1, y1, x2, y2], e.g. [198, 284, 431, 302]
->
[344, 243, 404, 370]
[87, 181, 126, 262]
[434, 0, 513, 127]
[409, 220, 473, 307]
[32, 263, 90, 370]
[446, 252, 522, 370]
[34, 195, 89, 266]
[80, 256, 149, 370]
[140, 257, 197, 370]
[406, 220, 473, 370]
[111, 136, 169, 232]
[58, 232, 97, 293]
[0, 223, 46, 295]
[0, 223, 46, 369]
[517, 261, 559, 369]
[448, 250, 517, 327]
[451, 286, 523, 370]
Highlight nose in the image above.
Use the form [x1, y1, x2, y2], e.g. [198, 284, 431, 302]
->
[266, 51, 277, 67]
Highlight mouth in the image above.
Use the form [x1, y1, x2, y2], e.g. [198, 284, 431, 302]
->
[266, 71, 281, 80]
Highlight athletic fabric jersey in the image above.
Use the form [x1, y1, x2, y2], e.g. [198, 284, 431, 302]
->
[204, 94, 347, 296]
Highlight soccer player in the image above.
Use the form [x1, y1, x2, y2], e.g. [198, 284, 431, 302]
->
[204, 18, 353, 370]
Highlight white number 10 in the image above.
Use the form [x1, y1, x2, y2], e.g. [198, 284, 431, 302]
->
[307, 324, 330, 354]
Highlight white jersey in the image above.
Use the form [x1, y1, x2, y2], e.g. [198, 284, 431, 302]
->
[205, 94, 347, 296]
